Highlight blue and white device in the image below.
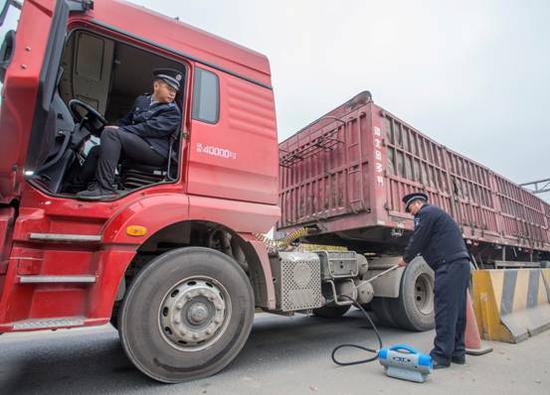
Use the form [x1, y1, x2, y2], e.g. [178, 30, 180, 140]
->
[378, 345, 433, 383]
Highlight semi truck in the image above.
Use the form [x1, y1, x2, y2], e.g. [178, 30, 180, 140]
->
[0, 0, 548, 384]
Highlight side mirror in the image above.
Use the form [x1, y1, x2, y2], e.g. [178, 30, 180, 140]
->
[0, 29, 14, 82]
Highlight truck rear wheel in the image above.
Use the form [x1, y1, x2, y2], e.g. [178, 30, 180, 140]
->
[391, 257, 435, 331]
[119, 247, 254, 383]
[313, 304, 351, 318]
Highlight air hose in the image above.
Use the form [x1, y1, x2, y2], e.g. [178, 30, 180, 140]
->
[331, 265, 402, 366]
[330, 295, 384, 366]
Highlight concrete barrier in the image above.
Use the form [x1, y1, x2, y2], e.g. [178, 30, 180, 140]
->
[471, 268, 550, 343]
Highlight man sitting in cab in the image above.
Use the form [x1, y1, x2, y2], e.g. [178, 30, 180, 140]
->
[74, 68, 182, 199]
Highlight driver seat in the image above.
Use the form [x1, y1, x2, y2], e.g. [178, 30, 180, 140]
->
[120, 132, 179, 189]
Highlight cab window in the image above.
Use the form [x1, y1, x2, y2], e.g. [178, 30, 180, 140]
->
[192, 68, 219, 124]
[28, 29, 189, 197]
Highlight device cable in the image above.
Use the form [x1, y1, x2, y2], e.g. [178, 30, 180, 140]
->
[330, 295, 384, 366]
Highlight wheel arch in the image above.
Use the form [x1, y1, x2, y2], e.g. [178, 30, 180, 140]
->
[112, 219, 275, 317]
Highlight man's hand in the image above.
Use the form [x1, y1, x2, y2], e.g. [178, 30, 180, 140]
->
[397, 258, 408, 267]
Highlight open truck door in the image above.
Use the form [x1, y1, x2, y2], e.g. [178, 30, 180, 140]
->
[0, 0, 92, 205]
[0, 0, 92, 290]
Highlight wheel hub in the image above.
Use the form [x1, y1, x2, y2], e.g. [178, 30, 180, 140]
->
[188, 303, 209, 324]
[159, 278, 230, 351]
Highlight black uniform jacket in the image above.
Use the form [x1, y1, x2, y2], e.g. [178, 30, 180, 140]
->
[117, 95, 181, 158]
[403, 204, 469, 270]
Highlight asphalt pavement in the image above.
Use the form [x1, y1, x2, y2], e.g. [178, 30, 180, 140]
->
[0, 310, 548, 394]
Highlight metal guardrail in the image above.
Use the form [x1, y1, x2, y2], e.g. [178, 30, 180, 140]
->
[494, 261, 541, 269]
[520, 178, 550, 194]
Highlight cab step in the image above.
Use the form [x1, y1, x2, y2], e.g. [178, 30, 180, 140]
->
[12, 317, 86, 331]
[18, 275, 96, 284]
[28, 233, 102, 243]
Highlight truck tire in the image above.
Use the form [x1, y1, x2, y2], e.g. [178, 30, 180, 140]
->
[391, 257, 435, 331]
[313, 305, 351, 318]
[119, 247, 254, 383]
[369, 297, 398, 327]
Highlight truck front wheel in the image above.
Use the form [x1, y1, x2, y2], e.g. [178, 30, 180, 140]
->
[119, 247, 254, 383]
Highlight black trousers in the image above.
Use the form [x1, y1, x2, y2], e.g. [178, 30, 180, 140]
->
[430, 259, 471, 363]
[75, 127, 166, 191]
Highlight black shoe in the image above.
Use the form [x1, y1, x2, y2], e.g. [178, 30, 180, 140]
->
[432, 359, 451, 370]
[76, 185, 117, 200]
[85, 181, 99, 191]
[452, 355, 466, 365]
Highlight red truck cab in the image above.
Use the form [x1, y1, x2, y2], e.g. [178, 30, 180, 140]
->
[0, 0, 280, 382]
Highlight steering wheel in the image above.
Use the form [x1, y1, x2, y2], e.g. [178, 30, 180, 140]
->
[68, 99, 108, 136]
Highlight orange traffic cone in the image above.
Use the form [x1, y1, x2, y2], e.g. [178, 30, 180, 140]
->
[465, 290, 493, 355]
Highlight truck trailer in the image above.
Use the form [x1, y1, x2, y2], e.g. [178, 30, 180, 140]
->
[0, 0, 547, 384]
[279, 91, 550, 260]
[278, 90, 550, 330]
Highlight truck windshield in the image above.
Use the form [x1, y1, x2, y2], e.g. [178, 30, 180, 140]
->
[0, 0, 22, 104]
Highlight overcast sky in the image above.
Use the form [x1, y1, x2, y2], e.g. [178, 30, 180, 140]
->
[125, 0, 550, 191]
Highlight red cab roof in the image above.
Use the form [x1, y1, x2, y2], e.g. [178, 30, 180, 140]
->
[87, 0, 272, 88]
